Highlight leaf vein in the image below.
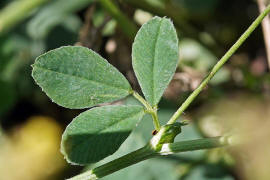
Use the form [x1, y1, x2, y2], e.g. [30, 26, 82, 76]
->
[34, 66, 129, 92]
[152, 18, 164, 105]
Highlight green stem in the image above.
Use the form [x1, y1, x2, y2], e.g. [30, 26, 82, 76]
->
[149, 108, 160, 130]
[68, 136, 229, 180]
[159, 137, 229, 155]
[167, 3, 270, 125]
[132, 91, 161, 130]
[0, 0, 50, 34]
[132, 91, 152, 110]
[99, 0, 138, 40]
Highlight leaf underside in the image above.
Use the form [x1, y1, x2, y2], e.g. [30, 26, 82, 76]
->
[32, 46, 132, 109]
[61, 105, 145, 165]
[132, 16, 179, 106]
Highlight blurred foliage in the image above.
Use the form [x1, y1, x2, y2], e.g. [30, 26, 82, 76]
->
[194, 93, 270, 180]
[26, 0, 92, 40]
[0, 0, 270, 179]
[179, 38, 217, 72]
[0, 80, 16, 116]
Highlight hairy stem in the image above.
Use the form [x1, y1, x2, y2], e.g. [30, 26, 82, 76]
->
[132, 91, 161, 130]
[167, 3, 270, 124]
[69, 136, 229, 180]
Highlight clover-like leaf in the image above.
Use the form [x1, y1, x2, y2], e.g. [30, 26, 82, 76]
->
[32, 46, 132, 109]
[61, 105, 145, 165]
[132, 16, 179, 106]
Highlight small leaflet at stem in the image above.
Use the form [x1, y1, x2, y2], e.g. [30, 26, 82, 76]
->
[132, 16, 179, 106]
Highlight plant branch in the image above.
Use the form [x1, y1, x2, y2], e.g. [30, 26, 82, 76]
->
[132, 91, 161, 130]
[68, 136, 229, 180]
[159, 137, 229, 155]
[167, 3, 270, 125]
[0, 0, 50, 34]
[257, 0, 270, 68]
[132, 91, 152, 109]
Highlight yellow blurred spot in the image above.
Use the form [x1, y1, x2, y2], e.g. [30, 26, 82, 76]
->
[0, 116, 67, 180]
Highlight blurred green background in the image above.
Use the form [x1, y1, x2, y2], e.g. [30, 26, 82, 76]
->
[1, 0, 270, 179]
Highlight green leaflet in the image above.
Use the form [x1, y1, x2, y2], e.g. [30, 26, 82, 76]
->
[32, 46, 132, 109]
[132, 16, 179, 106]
[61, 105, 145, 165]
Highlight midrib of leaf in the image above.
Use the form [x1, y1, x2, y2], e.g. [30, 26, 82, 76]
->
[66, 108, 143, 153]
[151, 18, 163, 105]
[97, 109, 143, 134]
[93, 94, 126, 98]
[34, 65, 130, 92]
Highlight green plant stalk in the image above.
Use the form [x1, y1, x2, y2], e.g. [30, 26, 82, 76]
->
[0, 0, 50, 34]
[167, 3, 270, 125]
[132, 91, 161, 130]
[99, 0, 138, 40]
[159, 137, 229, 155]
[149, 109, 160, 130]
[68, 136, 228, 180]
